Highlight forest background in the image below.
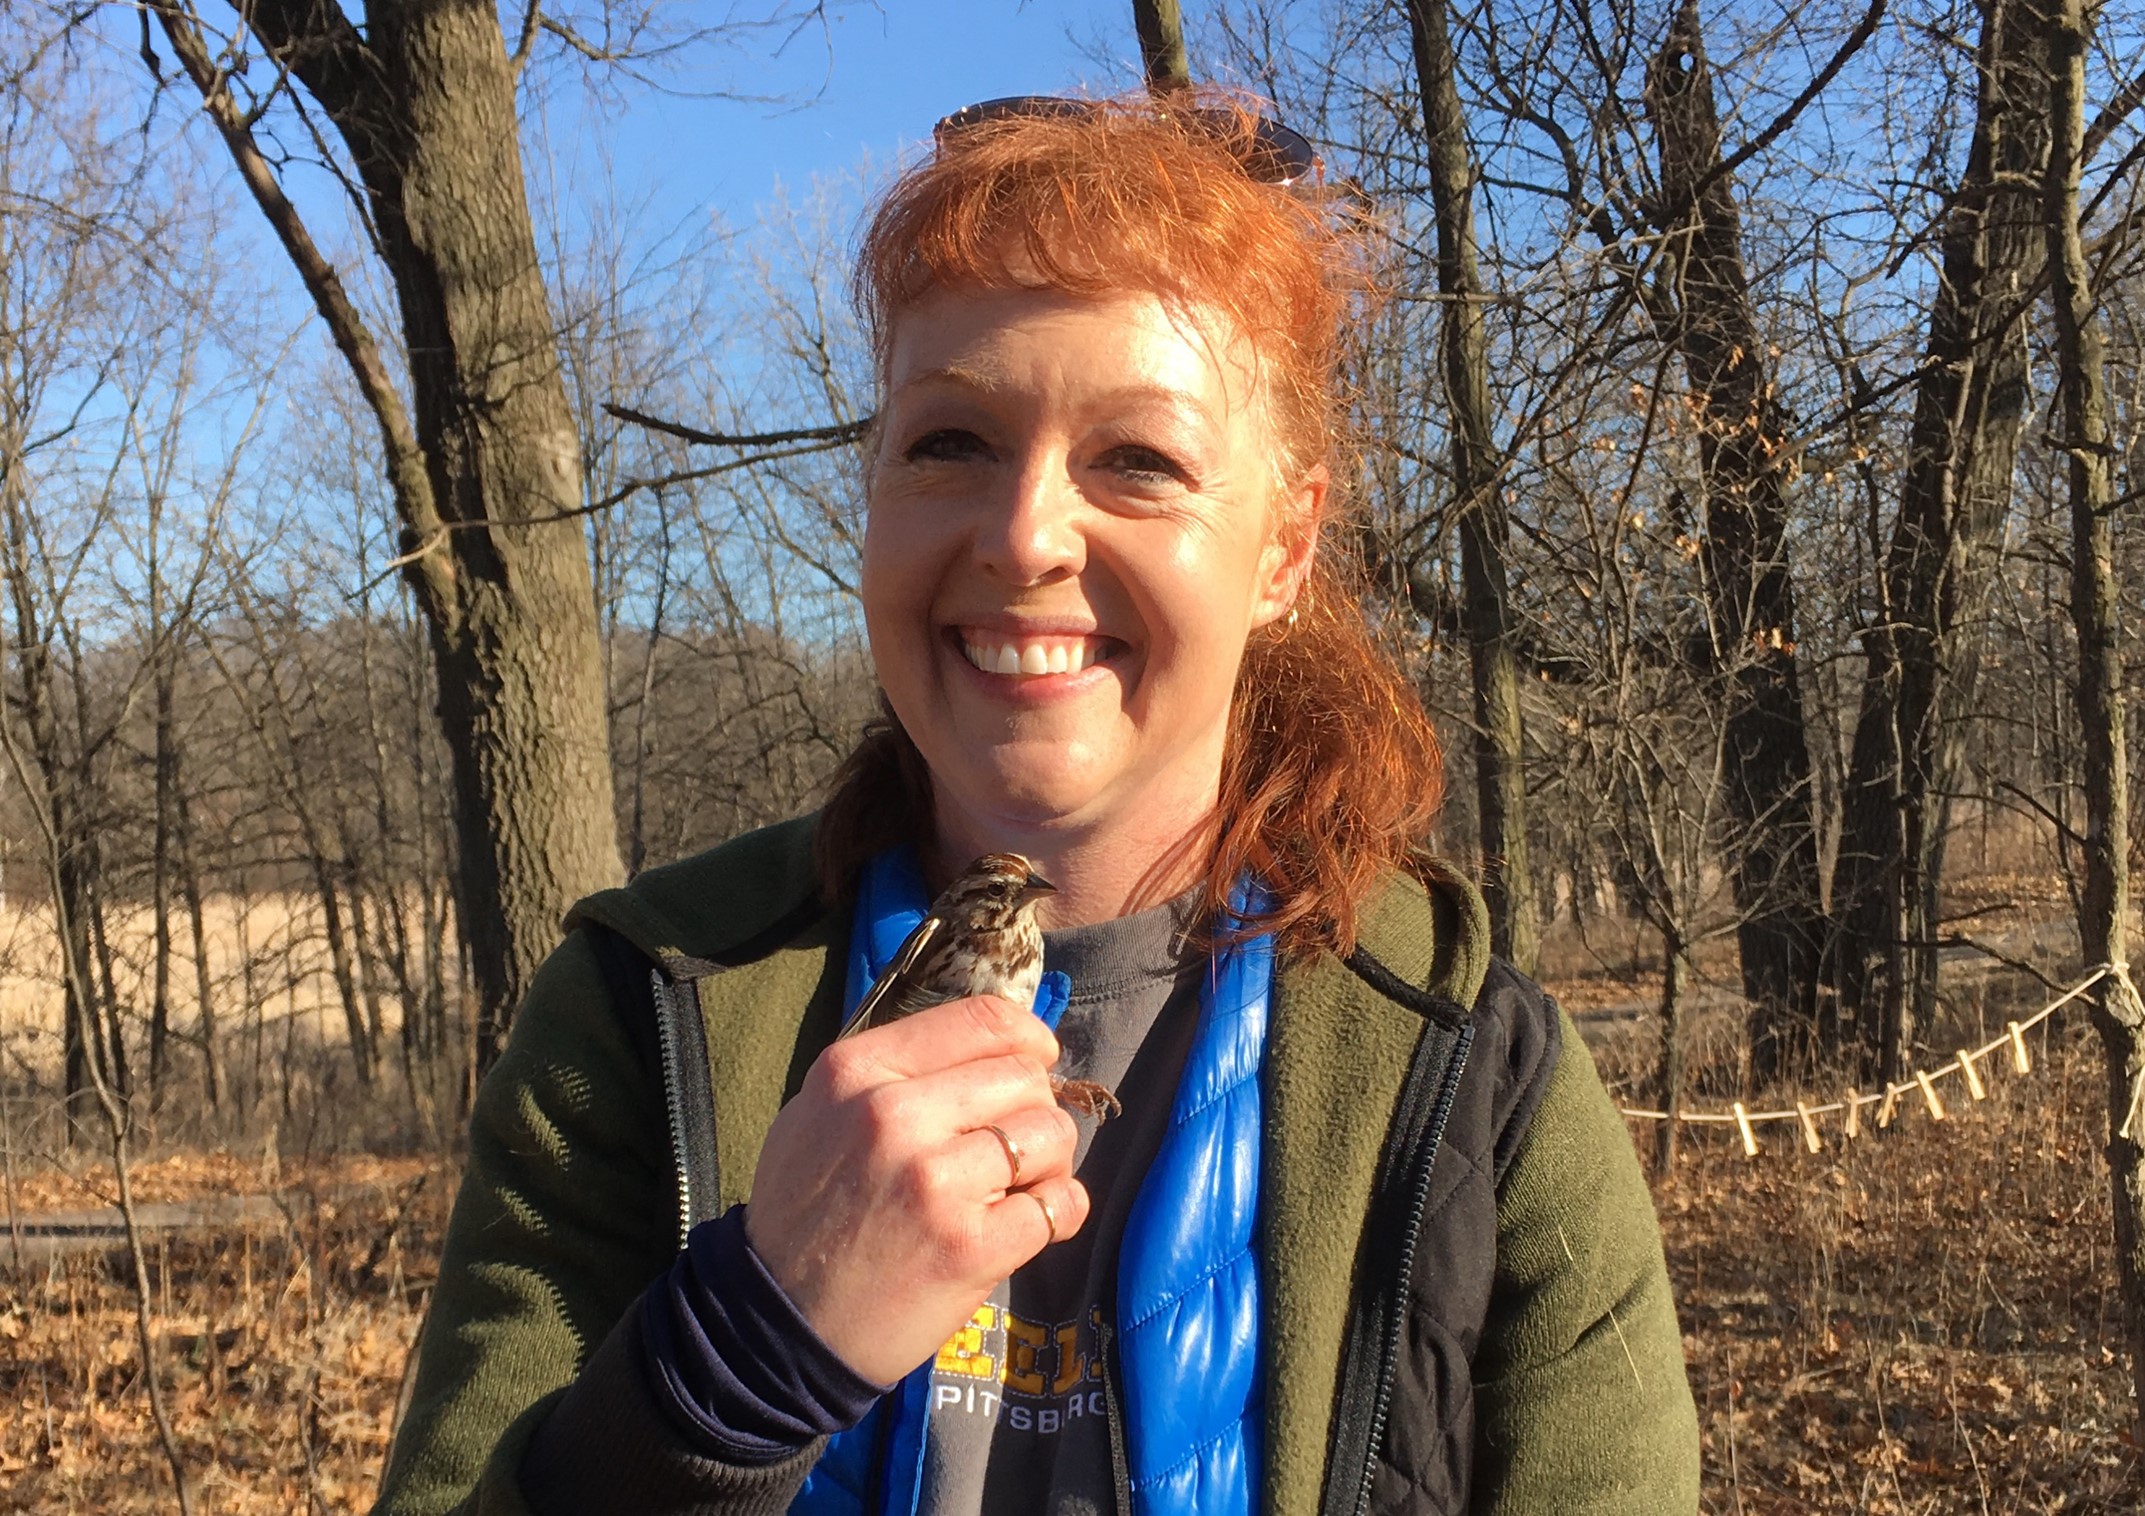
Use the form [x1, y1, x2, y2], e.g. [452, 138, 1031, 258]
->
[1, 0, 2142, 1510]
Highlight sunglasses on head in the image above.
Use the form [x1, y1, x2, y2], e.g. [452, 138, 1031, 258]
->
[932, 95, 1324, 192]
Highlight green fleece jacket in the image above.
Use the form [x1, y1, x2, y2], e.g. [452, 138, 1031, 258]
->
[372, 817, 1698, 1515]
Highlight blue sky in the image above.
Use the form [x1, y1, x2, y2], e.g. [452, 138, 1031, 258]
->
[547, 2, 1145, 233]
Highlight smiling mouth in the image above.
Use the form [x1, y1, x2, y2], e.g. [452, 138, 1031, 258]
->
[956, 632, 1121, 678]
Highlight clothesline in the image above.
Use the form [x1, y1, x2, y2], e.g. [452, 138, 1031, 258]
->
[1616, 962, 2136, 1155]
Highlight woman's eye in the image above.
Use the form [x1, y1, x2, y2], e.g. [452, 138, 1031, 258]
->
[904, 428, 989, 463]
[1101, 445, 1183, 483]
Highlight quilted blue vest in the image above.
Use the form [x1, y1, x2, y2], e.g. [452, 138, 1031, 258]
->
[791, 849, 1272, 1516]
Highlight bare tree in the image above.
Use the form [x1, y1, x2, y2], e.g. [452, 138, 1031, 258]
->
[1134, 0, 1195, 92]
[2044, 0, 2142, 1432]
[1830, 0, 2052, 1079]
[1640, 0, 1828, 1079]
[1404, 0, 1541, 973]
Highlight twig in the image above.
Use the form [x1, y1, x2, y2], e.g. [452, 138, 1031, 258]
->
[1936, 934, 2064, 993]
[345, 434, 860, 601]
[603, 402, 872, 448]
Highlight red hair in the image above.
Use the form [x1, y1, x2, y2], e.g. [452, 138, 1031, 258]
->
[818, 94, 1444, 958]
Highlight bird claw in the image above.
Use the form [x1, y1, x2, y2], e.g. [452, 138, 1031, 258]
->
[1052, 1077, 1121, 1122]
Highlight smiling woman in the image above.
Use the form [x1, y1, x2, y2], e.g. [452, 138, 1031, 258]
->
[861, 285, 1313, 915]
[371, 94, 1699, 1516]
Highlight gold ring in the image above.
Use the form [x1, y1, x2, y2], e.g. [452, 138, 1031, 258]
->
[1027, 1188, 1058, 1246]
[983, 1123, 1022, 1189]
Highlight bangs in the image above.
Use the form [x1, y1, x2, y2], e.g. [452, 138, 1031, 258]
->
[855, 94, 1359, 482]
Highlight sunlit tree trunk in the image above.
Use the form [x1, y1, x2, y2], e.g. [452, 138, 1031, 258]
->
[1831, 0, 2047, 1080]
[155, 0, 623, 1075]
[2045, 0, 2141, 1431]
[1645, 0, 1825, 1080]
[1132, 0, 1192, 94]
[1406, 0, 1539, 973]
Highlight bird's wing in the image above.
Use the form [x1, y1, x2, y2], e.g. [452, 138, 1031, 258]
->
[836, 913, 944, 1040]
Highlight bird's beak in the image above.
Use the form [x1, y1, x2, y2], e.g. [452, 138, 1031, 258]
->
[1023, 871, 1057, 898]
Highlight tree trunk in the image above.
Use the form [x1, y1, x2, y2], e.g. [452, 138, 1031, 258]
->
[174, 774, 220, 1111]
[1654, 926, 1688, 1177]
[308, 851, 374, 1087]
[1406, 0, 1540, 974]
[157, 0, 623, 1076]
[1644, 0, 1826, 1080]
[2045, 0, 2141, 1431]
[1829, 0, 2047, 1081]
[149, 643, 177, 1099]
[1132, 0, 1193, 94]
[1, 500, 108, 1138]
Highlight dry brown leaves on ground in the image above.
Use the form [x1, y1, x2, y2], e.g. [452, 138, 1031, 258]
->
[2, 1153, 443, 1514]
[6, 1014, 2144, 1512]
[1632, 1026, 2144, 1513]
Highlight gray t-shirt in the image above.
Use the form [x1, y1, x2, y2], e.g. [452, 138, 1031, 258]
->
[919, 893, 1203, 1516]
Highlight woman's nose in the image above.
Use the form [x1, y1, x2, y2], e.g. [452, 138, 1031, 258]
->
[974, 453, 1085, 586]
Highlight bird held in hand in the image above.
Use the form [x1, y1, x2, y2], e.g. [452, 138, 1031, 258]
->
[839, 852, 1121, 1121]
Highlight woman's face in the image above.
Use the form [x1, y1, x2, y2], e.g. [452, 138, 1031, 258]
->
[863, 283, 1317, 861]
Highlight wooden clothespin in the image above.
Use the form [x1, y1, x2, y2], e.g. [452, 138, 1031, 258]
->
[2007, 1021, 2031, 1075]
[1956, 1047, 1987, 1102]
[2119, 1066, 2145, 1143]
[1876, 1083, 1900, 1129]
[1795, 1100, 1822, 1154]
[1915, 1068, 1946, 1120]
[1843, 1089, 1861, 1140]
[1732, 1100, 1759, 1158]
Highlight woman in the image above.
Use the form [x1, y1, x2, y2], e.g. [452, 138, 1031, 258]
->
[374, 95, 1699, 1516]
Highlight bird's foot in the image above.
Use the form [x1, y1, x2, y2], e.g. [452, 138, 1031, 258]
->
[1052, 1077, 1121, 1122]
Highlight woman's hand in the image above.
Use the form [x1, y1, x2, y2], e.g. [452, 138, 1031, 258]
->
[743, 993, 1089, 1386]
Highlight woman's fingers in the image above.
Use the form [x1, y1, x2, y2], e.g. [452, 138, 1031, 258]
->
[743, 1000, 1089, 1385]
[956, 1104, 1079, 1197]
[989, 1176, 1091, 1259]
[824, 994, 1060, 1091]
[866, 1052, 1072, 1147]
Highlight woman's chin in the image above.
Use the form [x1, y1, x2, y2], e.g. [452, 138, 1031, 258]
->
[932, 752, 1117, 835]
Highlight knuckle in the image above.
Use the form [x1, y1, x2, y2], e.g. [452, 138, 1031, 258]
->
[1058, 1180, 1091, 1234]
[815, 1042, 868, 1099]
[896, 1157, 948, 1217]
[990, 1053, 1050, 1101]
[902, 1151, 954, 1208]
[855, 1084, 909, 1146]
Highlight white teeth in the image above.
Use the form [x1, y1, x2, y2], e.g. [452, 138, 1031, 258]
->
[961, 635, 1105, 677]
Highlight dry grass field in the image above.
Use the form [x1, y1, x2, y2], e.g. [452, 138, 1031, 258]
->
[3, 879, 2140, 1513]
[3, 893, 333, 1041]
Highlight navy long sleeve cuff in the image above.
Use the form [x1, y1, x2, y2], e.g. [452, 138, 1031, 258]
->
[640, 1203, 890, 1463]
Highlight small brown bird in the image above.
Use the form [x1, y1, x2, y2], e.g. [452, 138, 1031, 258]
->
[839, 852, 1120, 1121]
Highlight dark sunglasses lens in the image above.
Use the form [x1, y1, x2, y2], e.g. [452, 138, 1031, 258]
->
[934, 96, 1093, 146]
[934, 96, 1321, 189]
[1249, 120, 1321, 187]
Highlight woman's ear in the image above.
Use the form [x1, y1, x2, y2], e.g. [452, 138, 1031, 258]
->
[1251, 465, 1327, 628]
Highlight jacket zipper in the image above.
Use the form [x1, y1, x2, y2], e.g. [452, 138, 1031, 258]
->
[651, 970, 699, 1248]
[1098, 1317, 1136, 1516]
[1346, 1023, 1474, 1516]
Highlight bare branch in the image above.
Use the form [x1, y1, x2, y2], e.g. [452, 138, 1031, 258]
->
[604, 402, 871, 448]
[512, 0, 544, 71]
[146, 2, 447, 585]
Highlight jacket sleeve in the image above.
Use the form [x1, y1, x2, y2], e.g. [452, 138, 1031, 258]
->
[370, 929, 814, 1516]
[1470, 1009, 1701, 1514]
